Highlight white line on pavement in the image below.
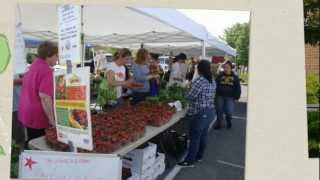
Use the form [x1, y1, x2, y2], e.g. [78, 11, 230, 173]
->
[232, 116, 247, 120]
[164, 165, 182, 180]
[216, 160, 245, 169]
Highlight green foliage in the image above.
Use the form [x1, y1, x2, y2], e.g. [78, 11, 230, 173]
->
[26, 53, 37, 64]
[96, 75, 117, 107]
[239, 72, 248, 83]
[85, 47, 94, 60]
[306, 74, 320, 104]
[147, 84, 187, 107]
[103, 47, 118, 55]
[10, 143, 21, 178]
[307, 110, 320, 157]
[223, 23, 250, 66]
[304, 0, 320, 45]
[0, 144, 5, 155]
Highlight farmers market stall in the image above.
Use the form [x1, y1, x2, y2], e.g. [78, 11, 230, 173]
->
[29, 109, 186, 156]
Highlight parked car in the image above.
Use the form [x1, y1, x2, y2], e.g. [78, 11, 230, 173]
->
[158, 55, 170, 72]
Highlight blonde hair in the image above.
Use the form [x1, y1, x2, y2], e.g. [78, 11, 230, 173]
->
[135, 48, 149, 65]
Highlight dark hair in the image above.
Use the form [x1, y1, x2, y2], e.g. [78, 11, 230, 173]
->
[174, 53, 187, 61]
[197, 60, 212, 83]
[37, 41, 58, 59]
[223, 60, 235, 69]
[113, 48, 131, 60]
[150, 53, 159, 61]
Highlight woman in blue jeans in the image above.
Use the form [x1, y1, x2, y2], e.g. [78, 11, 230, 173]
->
[214, 60, 241, 129]
[178, 60, 216, 167]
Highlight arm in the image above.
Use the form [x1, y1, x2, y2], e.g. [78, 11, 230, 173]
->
[39, 71, 55, 126]
[234, 76, 242, 100]
[132, 65, 158, 82]
[185, 80, 202, 101]
[39, 93, 55, 126]
[14, 78, 23, 85]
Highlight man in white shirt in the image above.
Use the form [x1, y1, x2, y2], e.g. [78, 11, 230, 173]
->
[168, 53, 187, 87]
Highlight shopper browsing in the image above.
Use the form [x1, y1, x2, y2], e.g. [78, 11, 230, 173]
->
[178, 60, 216, 167]
[214, 60, 241, 129]
[106, 48, 142, 106]
[19, 41, 57, 149]
[131, 48, 159, 105]
[168, 53, 187, 87]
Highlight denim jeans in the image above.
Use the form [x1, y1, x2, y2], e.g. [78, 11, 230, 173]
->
[215, 96, 235, 125]
[185, 108, 216, 163]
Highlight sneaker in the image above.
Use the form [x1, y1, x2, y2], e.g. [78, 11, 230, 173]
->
[196, 158, 203, 163]
[178, 161, 194, 167]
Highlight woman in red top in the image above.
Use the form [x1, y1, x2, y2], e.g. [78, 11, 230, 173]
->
[19, 41, 58, 149]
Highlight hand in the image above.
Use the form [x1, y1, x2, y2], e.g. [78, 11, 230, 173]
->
[124, 81, 144, 89]
[147, 74, 159, 80]
[49, 118, 56, 127]
[94, 73, 100, 79]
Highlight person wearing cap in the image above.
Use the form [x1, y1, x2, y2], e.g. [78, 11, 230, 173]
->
[214, 60, 241, 129]
[168, 53, 187, 87]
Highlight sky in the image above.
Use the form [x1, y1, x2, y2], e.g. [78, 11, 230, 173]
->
[178, 9, 250, 38]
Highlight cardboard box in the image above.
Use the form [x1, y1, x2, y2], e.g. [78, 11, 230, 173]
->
[123, 156, 155, 174]
[123, 143, 157, 174]
[152, 153, 166, 179]
[126, 143, 157, 162]
[130, 167, 154, 180]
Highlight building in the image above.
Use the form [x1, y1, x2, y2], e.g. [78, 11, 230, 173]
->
[305, 44, 319, 75]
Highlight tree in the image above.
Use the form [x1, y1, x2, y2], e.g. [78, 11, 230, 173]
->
[223, 22, 250, 67]
[304, 0, 320, 45]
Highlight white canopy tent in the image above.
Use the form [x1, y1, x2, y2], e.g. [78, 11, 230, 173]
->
[19, 3, 236, 57]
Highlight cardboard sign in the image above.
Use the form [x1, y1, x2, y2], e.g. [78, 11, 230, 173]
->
[19, 150, 122, 180]
[58, 5, 82, 65]
[54, 67, 93, 150]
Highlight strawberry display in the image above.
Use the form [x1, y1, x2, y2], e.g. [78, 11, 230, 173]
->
[45, 102, 176, 153]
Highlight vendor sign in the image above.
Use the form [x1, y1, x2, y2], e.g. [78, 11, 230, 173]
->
[19, 150, 122, 180]
[54, 67, 93, 150]
[58, 4, 82, 65]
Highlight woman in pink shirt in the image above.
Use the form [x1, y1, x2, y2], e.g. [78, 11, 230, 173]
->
[19, 41, 58, 149]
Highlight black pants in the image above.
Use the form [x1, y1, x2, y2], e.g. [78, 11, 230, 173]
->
[25, 128, 45, 149]
[12, 111, 25, 146]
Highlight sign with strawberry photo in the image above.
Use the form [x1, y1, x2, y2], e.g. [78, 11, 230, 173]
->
[54, 67, 93, 151]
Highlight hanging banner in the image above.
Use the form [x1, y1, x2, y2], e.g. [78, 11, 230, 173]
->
[54, 67, 93, 150]
[19, 150, 122, 180]
[14, 23, 27, 74]
[58, 5, 82, 65]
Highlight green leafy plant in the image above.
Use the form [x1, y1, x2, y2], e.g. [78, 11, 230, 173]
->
[306, 74, 320, 104]
[147, 84, 187, 107]
[10, 143, 21, 178]
[0, 144, 5, 155]
[308, 111, 320, 157]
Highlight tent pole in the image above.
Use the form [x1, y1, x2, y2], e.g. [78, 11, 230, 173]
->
[201, 40, 206, 58]
[81, 5, 85, 67]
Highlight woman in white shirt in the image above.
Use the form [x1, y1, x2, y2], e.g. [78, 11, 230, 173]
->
[106, 48, 142, 105]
